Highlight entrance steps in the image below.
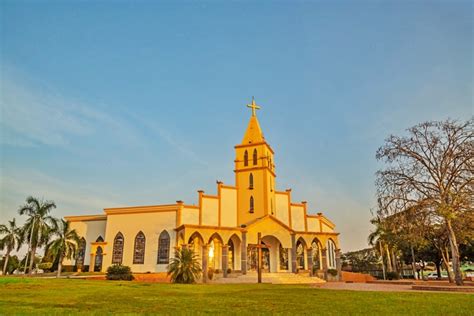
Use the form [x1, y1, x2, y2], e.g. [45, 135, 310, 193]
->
[211, 272, 326, 284]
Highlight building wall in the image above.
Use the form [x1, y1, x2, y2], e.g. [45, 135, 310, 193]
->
[290, 205, 305, 232]
[275, 193, 289, 226]
[220, 187, 237, 227]
[103, 211, 176, 273]
[181, 207, 199, 225]
[65, 219, 106, 266]
[307, 217, 319, 232]
[201, 197, 218, 226]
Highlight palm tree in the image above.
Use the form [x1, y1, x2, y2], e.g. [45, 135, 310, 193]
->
[45, 219, 80, 277]
[0, 218, 22, 275]
[19, 196, 57, 275]
[167, 247, 201, 284]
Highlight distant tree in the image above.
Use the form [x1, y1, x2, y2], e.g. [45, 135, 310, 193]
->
[376, 119, 473, 285]
[167, 247, 201, 284]
[19, 196, 57, 275]
[0, 255, 20, 275]
[342, 248, 379, 273]
[0, 218, 22, 275]
[45, 219, 80, 277]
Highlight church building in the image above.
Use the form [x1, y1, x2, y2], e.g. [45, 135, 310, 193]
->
[65, 99, 341, 280]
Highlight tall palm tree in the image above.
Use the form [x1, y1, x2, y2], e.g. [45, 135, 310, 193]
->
[45, 219, 80, 277]
[0, 218, 22, 275]
[19, 196, 57, 275]
[167, 247, 201, 284]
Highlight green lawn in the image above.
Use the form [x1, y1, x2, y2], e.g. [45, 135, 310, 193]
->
[0, 277, 472, 315]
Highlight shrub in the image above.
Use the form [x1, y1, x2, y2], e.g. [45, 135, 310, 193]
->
[214, 269, 221, 274]
[208, 268, 214, 280]
[106, 265, 134, 281]
[327, 269, 338, 276]
[38, 262, 53, 272]
[226, 268, 232, 274]
[387, 271, 399, 280]
[312, 266, 318, 275]
[167, 247, 202, 284]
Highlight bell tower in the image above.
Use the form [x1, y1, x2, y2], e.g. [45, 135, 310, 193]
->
[234, 98, 276, 225]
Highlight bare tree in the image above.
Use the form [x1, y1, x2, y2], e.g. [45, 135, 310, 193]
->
[376, 119, 473, 286]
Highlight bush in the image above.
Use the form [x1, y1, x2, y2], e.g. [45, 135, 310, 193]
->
[386, 271, 399, 280]
[327, 269, 338, 276]
[208, 268, 214, 280]
[106, 265, 134, 281]
[37, 262, 53, 272]
[312, 266, 318, 275]
[226, 268, 232, 274]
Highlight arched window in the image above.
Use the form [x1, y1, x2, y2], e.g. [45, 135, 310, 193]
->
[296, 240, 305, 269]
[133, 231, 146, 264]
[228, 240, 235, 270]
[112, 232, 124, 264]
[244, 150, 248, 166]
[327, 239, 336, 269]
[75, 238, 86, 269]
[253, 149, 258, 165]
[157, 230, 170, 264]
[249, 173, 254, 189]
[279, 244, 288, 270]
[249, 196, 254, 213]
[96, 236, 104, 242]
[94, 246, 103, 272]
[312, 241, 321, 270]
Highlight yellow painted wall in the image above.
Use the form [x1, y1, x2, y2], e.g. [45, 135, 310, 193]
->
[321, 222, 333, 233]
[290, 205, 305, 232]
[275, 193, 289, 226]
[181, 207, 199, 225]
[104, 211, 176, 273]
[307, 217, 319, 232]
[201, 197, 218, 226]
[220, 187, 237, 227]
[65, 219, 106, 266]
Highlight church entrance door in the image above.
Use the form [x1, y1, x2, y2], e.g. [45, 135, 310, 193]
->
[247, 242, 270, 272]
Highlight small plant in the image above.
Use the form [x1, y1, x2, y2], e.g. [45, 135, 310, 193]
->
[106, 264, 134, 281]
[208, 267, 214, 280]
[386, 271, 399, 280]
[226, 268, 232, 274]
[327, 269, 338, 277]
[167, 247, 201, 284]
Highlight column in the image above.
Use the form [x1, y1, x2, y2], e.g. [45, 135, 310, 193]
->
[241, 231, 247, 275]
[307, 247, 313, 277]
[321, 248, 328, 281]
[89, 254, 95, 272]
[291, 233, 297, 273]
[222, 245, 229, 278]
[202, 243, 208, 283]
[336, 248, 342, 281]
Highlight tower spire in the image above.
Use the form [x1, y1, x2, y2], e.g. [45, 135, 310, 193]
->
[246, 96, 261, 117]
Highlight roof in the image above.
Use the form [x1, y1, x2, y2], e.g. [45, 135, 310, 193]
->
[241, 115, 265, 144]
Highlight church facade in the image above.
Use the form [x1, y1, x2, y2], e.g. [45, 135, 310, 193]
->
[65, 99, 341, 280]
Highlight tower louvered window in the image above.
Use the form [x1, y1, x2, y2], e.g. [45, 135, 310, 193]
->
[253, 149, 257, 165]
[250, 196, 254, 213]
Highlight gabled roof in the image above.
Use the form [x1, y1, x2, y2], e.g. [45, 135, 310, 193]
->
[241, 115, 265, 144]
[242, 214, 294, 233]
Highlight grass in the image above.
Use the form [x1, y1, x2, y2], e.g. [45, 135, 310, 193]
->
[0, 277, 472, 315]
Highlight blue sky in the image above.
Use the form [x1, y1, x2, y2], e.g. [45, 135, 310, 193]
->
[0, 1, 472, 251]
